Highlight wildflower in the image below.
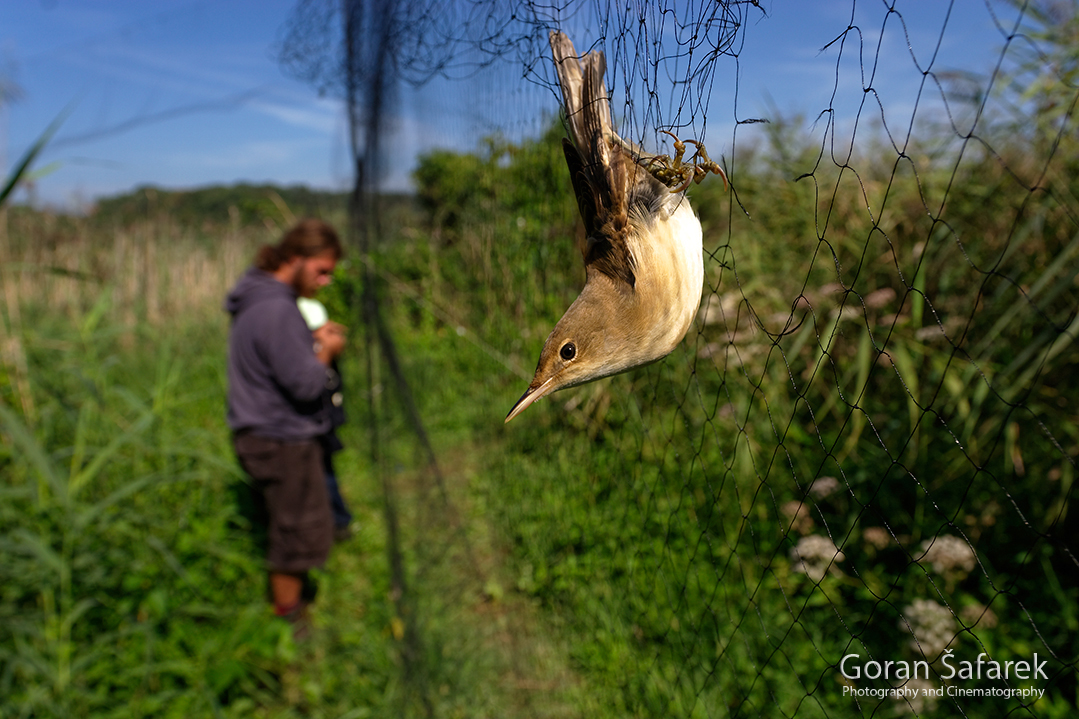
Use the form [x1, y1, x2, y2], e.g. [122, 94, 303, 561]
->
[790, 535, 844, 582]
[893, 677, 939, 714]
[808, 476, 840, 500]
[959, 603, 998, 629]
[781, 500, 814, 535]
[862, 526, 891, 550]
[863, 287, 896, 309]
[918, 535, 976, 578]
[902, 599, 956, 659]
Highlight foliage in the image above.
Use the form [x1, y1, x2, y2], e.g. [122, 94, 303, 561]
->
[384, 94, 1078, 716]
[90, 183, 351, 229]
[3, 41, 1078, 713]
[1, 109, 67, 208]
[0, 222, 403, 717]
[998, 0, 1079, 138]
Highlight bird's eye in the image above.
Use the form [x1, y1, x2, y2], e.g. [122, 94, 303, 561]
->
[560, 342, 576, 361]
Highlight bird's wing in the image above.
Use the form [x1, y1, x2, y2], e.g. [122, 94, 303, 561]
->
[550, 31, 636, 292]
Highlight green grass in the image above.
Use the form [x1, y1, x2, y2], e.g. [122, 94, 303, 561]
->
[0, 212, 602, 718]
[2, 91, 1078, 717]
[385, 110, 1079, 717]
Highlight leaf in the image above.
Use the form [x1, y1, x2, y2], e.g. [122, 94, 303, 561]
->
[68, 409, 155, 499]
[74, 472, 163, 531]
[0, 403, 63, 505]
[0, 106, 70, 208]
[5, 528, 65, 575]
[60, 598, 97, 636]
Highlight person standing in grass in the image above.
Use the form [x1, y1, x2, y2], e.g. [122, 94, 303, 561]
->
[225, 218, 346, 631]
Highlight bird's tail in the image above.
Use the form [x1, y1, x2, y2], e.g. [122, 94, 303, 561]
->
[549, 31, 615, 154]
[549, 31, 638, 288]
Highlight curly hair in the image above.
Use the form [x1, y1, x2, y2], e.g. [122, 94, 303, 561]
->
[255, 219, 343, 271]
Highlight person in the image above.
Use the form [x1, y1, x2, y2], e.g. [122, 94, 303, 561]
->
[224, 218, 346, 629]
[297, 296, 354, 540]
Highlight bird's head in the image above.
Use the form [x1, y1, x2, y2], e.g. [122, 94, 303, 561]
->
[505, 279, 639, 423]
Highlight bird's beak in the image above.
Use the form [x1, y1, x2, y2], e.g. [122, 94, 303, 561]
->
[504, 376, 558, 424]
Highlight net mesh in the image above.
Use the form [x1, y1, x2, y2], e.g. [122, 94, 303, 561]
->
[294, 0, 1079, 715]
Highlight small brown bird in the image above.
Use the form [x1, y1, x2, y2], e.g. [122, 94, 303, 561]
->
[505, 31, 725, 423]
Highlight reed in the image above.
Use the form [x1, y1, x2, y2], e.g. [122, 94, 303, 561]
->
[1, 212, 263, 330]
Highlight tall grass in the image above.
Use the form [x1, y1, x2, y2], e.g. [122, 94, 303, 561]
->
[386, 111, 1079, 717]
[2, 103, 1076, 716]
[1, 210, 257, 325]
[0, 200, 587, 718]
[0, 207, 404, 718]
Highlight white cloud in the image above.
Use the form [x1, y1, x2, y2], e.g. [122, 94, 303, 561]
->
[249, 96, 339, 134]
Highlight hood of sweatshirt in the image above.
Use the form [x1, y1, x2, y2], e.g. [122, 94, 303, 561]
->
[225, 267, 295, 318]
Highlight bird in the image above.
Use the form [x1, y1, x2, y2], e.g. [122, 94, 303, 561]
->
[505, 31, 726, 423]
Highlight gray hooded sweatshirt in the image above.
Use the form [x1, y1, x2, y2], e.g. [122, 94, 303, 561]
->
[225, 267, 331, 440]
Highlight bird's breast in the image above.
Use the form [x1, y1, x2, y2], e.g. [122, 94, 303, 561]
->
[623, 197, 704, 360]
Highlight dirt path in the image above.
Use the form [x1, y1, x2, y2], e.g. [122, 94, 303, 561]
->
[294, 441, 594, 718]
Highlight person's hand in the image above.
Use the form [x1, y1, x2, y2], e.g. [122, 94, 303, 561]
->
[313, 321, 346, 364]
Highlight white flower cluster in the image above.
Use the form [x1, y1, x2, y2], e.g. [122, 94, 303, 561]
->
[893, 677, 939, 715]
[902, 599, 956, 659]
[781, 500, 814, 535]
[790, 535, 844, 581]
[919, 535, 976, 577]
[862, 526, 892, 550]
[808, 476, 840, 499]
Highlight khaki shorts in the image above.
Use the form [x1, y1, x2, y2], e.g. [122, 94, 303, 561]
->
[234, 433, 333, 573]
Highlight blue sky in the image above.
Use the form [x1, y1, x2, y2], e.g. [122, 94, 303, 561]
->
[1, 1, 1017, 209]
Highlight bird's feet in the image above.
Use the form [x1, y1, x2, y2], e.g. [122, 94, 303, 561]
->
[642, 130, 728, 192]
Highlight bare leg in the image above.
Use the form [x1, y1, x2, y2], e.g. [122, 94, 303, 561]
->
[270, 572, 304, 614]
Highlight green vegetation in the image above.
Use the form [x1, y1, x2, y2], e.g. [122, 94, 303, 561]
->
[89, 184, 350, 230]
[391, 107, 1079, 717]
[0, 193, 593, 718]
[2, 22, 1078, 715]
[0, 212, 402, 717]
